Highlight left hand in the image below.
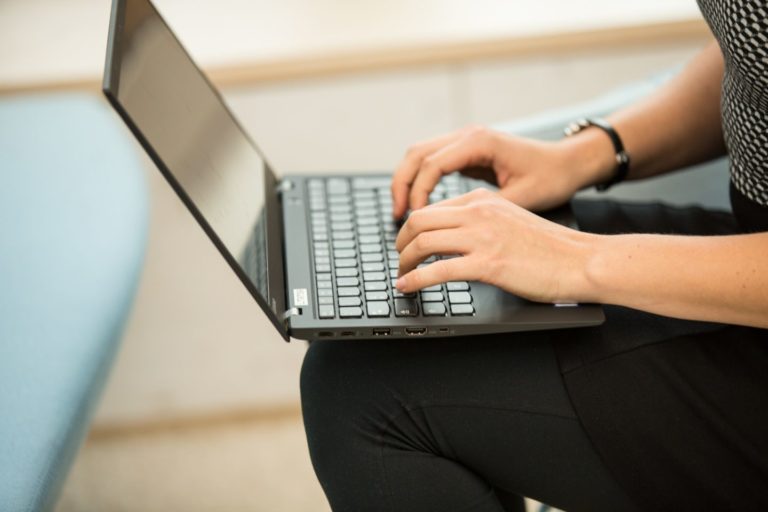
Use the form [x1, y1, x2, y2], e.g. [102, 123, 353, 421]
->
[395, 188, 597, 304]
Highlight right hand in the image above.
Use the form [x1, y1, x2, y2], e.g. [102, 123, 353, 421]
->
[390, 125, 613, 218]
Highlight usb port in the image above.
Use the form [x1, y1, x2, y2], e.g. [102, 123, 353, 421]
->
[405, 327, 427, 336]
[372, 328, 391, 337]
[341, 331, 355, 337]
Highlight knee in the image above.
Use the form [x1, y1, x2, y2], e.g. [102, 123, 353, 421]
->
[300, 340, 389, 478]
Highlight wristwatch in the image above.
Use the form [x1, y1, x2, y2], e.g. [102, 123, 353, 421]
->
[564, 118, 630, 192]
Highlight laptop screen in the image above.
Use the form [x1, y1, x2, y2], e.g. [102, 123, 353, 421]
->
[104, 0, 288, 337]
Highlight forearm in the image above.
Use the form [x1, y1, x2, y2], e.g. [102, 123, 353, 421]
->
[577, 232, 768, 329]
[560, 41, 727, 188]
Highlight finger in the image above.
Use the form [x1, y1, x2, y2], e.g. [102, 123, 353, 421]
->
[395, 256, 479, 293]
[397, 228, 467, 276]
[408, 133, 495, 211]
[394, 206, 466, 253]
[391, 131, 464, 219]
[421, 187, 498, 210]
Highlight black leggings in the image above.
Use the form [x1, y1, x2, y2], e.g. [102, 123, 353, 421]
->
[301, 333, 641, 512]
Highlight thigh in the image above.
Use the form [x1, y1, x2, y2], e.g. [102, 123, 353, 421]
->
[301, 333, 641, 512]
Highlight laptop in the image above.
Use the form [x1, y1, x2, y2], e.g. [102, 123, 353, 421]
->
[102, 0, 604, 341]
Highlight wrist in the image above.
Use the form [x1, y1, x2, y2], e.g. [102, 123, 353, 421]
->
[555, 127, 618, 190]
[560, 231, 610, 304]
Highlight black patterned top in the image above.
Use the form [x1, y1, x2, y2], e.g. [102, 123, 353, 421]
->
[697, 0, 768, 207]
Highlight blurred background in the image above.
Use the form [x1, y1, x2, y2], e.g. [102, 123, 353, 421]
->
[1, 1, 710, 510]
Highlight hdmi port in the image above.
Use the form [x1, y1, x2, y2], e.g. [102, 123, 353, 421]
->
[405, 327, 427, 336]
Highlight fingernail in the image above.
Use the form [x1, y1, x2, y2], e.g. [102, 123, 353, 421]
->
[395, 276, 406, 291]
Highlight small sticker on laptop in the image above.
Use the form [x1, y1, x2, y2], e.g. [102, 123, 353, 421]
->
[293, 288, 309, 307]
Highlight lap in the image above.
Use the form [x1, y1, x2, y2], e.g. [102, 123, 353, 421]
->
[302, 334, 640, 511]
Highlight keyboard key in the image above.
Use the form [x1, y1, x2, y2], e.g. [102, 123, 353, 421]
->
[359, 235, 381, 244]
[333, 240, 355, 249]
[338, 296, 362, 307]
[315, 256, 330, 265]
[394, 298, 419, 317]
[318, 296, 334, 305]
[331, 222, 354, 231]
[327, 178, 349, 195]
[358, 225, 379, 235]
[421, 284, 442, 292]
[330, 204, 352, 213]
[318, 289, 333, 297]
[336, 267, 359, 277]
[360, 243, 383, 253]
[334, 249, 356, 259]
[364, 281, 387, 291]
[332, 231, 355, 240]
[314, 248, 329, 257]
[315, 263, 331, 273]
[363, 271, 386, 282]
[313, 241, 329, 250]
[448, 291, 472, 304]
[328, 195, 349, 204]
[450, 304, 475, 316]
[357, 216, 379, 226]
[335, 258, 357, 268]
[393, 289, 416, 298]
[423, 302, 447, 316]
[365, 291, 388, 301]
[337, 287, 361, 297]
[319, 305, 335, 319]
[353, 190, 375, 200]
[316, 272, 331, 281]
[366, 301, 391, 318]
[337, 277, 360, 287]
[310, 201, 327, 212]
[447, 282, 470, 292]
[387, 250, 399, 260]
[361, 253, 383, 262]
[330, 212, 353, 223]
[362, 262, 385, 272]
[387, 259, 399, 269]
[389, 269, 399, 279]
[339, 306, 364, 318]
[352, 177, 391, 189]
[421, 291, 444, 302]
[316, 280, 332, 289]
[313, 232, 328, 241]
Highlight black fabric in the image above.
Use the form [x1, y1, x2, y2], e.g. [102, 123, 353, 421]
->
[301, 334, 642, 512]
[730, 180, 768, 233]
[556, 199, 768, 511]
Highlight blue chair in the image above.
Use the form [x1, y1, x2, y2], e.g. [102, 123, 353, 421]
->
[0, 93, 148, 511]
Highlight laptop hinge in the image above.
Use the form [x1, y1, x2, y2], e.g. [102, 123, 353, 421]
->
[277, 179, 294, 195]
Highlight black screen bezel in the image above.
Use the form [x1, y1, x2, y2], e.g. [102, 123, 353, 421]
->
[102, 0, 289, 340]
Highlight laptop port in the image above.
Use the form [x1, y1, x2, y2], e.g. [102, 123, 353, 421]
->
[372, 328, 391, 337]
[405, 327, 427, 336]
[340, 331, 355, 337]
[438, 327, 450, 334]
[318, 331, 334, 338]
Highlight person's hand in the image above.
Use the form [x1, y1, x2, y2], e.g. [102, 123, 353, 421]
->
[390, 125, 613, 218]
[394, 188, 598, 304]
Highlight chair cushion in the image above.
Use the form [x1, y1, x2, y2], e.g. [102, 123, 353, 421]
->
[0, 93, 148, 511]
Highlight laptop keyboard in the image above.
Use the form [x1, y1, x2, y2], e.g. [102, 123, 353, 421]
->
[308, 175, 476, 320]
